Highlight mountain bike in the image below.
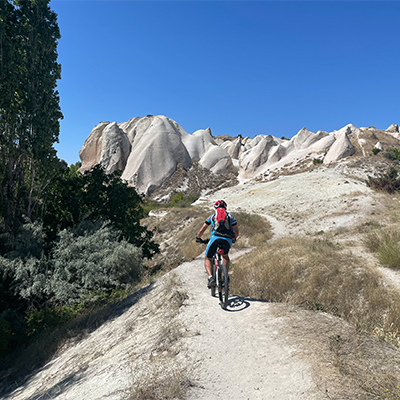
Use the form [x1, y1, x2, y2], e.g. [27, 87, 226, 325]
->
[197, 238, 230, 310]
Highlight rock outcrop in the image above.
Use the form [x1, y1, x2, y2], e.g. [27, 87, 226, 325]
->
[79, 116, 399, 197]
[79, 115, 233, 196]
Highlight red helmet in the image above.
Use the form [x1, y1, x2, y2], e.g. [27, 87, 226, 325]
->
[214, 200, 227, 209]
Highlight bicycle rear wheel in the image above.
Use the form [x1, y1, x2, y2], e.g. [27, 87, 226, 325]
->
[218, 263, 229, 309]
[211, 256, 217, 297]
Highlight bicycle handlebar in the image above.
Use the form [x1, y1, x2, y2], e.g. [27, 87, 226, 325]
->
[196, 237, 237, 245]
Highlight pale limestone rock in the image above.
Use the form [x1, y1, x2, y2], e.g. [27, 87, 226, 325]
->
[120, 116, 192, 195]
[324, 131, 355, 164]
[330, 124, 360, 138]
[199, 145, 236, 174]
[386, 124, 399, 133]
[226, 137, 244, 160]
[98, 122, 131, 174]
[310, 135, 335, 152]
[386, 124, 400, 140]
[79, 122, 109, 173]
[79, 115, 235, 196]
[239, 136, 277, 176]
[292, 128, 329, 150]
[181, 128, 215, 161]
[375, 142, 383, 151]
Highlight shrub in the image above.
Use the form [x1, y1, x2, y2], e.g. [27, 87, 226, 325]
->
[372, 148, 381, 155]
[48, 222, 143, 305]
[383, 150, 397, 161]
[383, 148, 400, 161]
[169, 192, 198, 208]
[367, 166, 400, 193]
[313, 158, 324, 165]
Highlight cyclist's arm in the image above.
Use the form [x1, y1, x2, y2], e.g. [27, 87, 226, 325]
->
[196, 222, 210, 239]
[233, 224, 239, 241]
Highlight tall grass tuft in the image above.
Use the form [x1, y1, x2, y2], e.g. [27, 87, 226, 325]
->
[364, 228, 400, 269]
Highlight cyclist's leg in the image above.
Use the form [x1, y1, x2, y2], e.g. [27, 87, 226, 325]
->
[204, 256, 212, 276]
[222, 253, 230, 272]
[205, 237, 219, 288]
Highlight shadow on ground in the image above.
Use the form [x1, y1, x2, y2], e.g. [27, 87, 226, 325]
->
[224, 295, 268, 312]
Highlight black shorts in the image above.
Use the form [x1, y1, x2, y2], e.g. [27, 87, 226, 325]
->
[205, 238, 231, 258]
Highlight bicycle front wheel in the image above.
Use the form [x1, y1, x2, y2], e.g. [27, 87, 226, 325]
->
[218, 263, 229, 309]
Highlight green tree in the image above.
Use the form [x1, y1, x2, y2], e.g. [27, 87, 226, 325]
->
[0, 0, 62, 236]
[44, 165, 159, 258]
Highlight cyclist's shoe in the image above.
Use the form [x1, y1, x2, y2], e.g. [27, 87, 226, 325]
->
[207, 276, 216, 289]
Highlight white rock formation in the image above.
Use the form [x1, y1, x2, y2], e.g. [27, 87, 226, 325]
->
[386, 124, 400, 140]
[79, 117, 399, 195]
[79, 115, 233, 195]
[375, 142, 383, 151]
[239, 136, 278, 175]
[324, 130, 355, 164]
[387, 124, 399, 133]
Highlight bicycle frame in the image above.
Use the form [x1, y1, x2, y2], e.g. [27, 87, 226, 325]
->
[212, 247, 229, 309]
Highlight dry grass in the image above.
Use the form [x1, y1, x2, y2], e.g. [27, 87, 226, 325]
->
[231, 235, 400, 397]
[363, 228, 400, 269]
[273, 305, 400, 400]
[231, 236, 400, 338]
[126, 365, 191, 400]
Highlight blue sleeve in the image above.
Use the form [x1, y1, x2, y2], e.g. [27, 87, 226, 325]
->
[230, 213, 237, 226]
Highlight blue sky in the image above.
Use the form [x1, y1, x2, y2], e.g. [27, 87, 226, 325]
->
[50, 0, 400, 165]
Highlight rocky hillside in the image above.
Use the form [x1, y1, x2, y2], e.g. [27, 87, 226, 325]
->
[79, 115, 400, 198]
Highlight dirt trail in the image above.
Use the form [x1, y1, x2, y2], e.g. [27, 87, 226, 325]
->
[175, 255, 319, 399]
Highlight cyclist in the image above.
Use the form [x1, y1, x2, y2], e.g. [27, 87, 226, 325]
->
[196, 200, 239, 289]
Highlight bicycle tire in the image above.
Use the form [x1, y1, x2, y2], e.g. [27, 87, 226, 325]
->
[211, 256, 216, 297]
[218, 263, 229, 309]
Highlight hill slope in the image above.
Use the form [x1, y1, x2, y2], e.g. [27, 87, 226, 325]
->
[4, 163, 400, 399]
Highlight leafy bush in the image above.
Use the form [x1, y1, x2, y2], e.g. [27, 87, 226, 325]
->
[3, 221, 143, 306]
[367, 166, 400, 193]
[169, 192, 198, 208]
[372, 148, 381, 155]
[313, 158, 324, 165]
[383, 150, 397, 161]
[383, 148, 400, 161]
[0, 219, 143, 357]
[48, 222, 143, 304]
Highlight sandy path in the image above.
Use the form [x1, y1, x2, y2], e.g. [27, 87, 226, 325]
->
[175, 256, 320, 400]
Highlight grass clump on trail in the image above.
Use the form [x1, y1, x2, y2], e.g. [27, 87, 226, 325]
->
[363, 228, 400, 269]
[231, 236, 400, 342]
